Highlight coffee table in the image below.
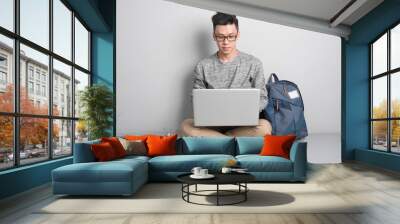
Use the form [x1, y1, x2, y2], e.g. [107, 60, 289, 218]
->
[177, 172, 255, 206]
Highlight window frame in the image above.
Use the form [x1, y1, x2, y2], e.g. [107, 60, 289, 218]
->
[0, 0, 92, 171]
[370, 20, 400, 154]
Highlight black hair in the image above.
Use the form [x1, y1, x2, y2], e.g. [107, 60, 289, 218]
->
[211, 12, 239, 31]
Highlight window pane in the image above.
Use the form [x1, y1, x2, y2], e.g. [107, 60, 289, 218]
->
[75, 18, 89, 70]
[0, 35, 14, 112]
[20, 117, 49, 165]
[53, 119, 72, 157]
[372, 121, 388, 151]
[372, 77, 387, 119]
[391, 72, 400, 117]
[391, 120, 400, 153]
[20, 44, 49, 115]
[0, 116, 13, 170]
[53, 0, 72, 60]
[0, 0, 13, 31]
[53, 59, 72, 117]
[392, 24, 400, 70]
[74, 69, 89, 118]
[372, 33, 387, 76]
[75, 120, 88, 143]
[20, 0, 49, 49]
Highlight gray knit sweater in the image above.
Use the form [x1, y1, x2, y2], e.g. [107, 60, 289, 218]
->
[193, 50, 267, 112]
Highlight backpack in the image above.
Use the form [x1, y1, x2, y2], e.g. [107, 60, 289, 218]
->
[264, 73, 308, 139]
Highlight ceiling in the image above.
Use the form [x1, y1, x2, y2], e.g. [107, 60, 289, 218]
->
[167, 0, 384, 38]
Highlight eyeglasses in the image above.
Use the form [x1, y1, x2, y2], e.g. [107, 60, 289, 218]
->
[214, 34, 237, 42]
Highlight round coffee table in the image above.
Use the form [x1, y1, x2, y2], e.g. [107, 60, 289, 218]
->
[177, 172, 255, 206]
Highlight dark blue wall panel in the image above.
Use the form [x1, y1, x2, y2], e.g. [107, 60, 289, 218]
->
[0, 158, 72, 199]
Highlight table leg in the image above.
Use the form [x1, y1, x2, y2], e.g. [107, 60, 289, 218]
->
[195, 184, 197, 192]
[187, 184, 190, 202]
[217, 184, 219, 206]
[245, 183, 247, 201]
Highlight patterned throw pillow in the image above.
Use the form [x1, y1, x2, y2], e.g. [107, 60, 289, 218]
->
[119, 138, 147, 156]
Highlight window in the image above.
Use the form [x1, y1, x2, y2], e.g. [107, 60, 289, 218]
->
[53, 119, 72, 158]
[0, 116, 13, 170]
[42, 85, 46, 97]
[74, 69, 89, 118]
[0, 71, 6, 85]
[36, 83, 40, 95]
[53, 0, 72, 60]
[28, 82, 34, 94]
[371, 23, 400, 154]
[28, 67, 34, 80]
[75, 18, 89, 70]
[53, 59, 71, 117]
[0, 0, 14, 32]
[0, 1, 91, 170]
[35, 70, 41, 81]
[20, 0, 49, 49]
[0, 55, 7, 67]
[0, 34, 13, 113]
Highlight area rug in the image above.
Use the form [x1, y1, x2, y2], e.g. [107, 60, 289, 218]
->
[37, 183, 362, 214]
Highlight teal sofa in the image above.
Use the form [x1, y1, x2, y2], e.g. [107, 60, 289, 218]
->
[52, 137, 307, 196]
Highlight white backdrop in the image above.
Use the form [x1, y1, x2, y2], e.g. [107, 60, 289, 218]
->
[116, 0, 342, 163]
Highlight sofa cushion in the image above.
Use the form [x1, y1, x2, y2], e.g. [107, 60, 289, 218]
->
[236, 155, 293, 172]
[53, 158, 147, 183]
[148, 154, 235, 172]
[236, 137, 263, 155]
[179, 137, 236, 155]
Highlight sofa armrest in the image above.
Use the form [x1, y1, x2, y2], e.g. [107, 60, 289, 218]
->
[73, 140, 100, 163]
[289, 141, 308, 181]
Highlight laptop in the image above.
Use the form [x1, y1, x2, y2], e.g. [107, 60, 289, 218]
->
[193, 89, 260, 127]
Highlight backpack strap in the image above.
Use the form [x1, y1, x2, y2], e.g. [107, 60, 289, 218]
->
[267, 73, 279, 84]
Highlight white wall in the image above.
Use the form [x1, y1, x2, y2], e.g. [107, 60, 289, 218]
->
[117, 0, 342, 163]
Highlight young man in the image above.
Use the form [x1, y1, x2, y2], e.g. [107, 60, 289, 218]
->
[180, 12, 272, 137]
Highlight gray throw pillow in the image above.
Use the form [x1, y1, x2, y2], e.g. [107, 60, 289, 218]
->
[118, 138, 147, 156]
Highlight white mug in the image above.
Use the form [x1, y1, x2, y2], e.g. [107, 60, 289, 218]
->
[200, 169, 208, 176]
[191, 167, 202, 176]
[221, 167, 232, 174]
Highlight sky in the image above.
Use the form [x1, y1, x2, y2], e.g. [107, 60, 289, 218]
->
[0, 0, 89, 71]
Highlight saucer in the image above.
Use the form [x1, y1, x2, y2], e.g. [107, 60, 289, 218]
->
[190, 174, 215, 179]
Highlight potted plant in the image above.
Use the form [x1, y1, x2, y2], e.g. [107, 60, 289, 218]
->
[79, 84, 113, 140]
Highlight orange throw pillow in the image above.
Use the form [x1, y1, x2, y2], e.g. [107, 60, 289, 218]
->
[91, 142, 117, 161]
[146, 135, 177, 157]
[101, 137, 127, 158]
[259, 135, 296, 159]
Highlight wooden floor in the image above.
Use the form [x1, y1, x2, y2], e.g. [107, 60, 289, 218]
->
[1, 162, 400, 224]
